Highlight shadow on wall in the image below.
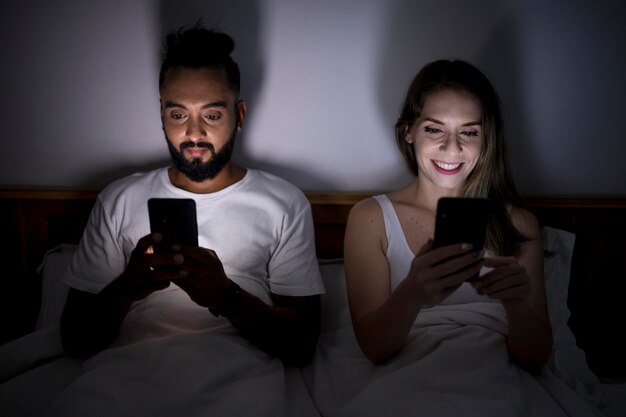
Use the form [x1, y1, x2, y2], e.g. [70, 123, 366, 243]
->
[77, 158, 169, 189]
[155, 0, 339, 191]
[157, 0, 265, 118]
[375, 0, 539, 193]
[158, 0, 267, 172]
[79, 0, 270, 190]
[474, 14, 539, 196]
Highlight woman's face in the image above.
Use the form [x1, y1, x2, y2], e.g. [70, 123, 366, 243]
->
[406, 89, 483, 194]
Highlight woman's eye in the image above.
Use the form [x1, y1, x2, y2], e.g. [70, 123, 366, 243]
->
[460, 130, 479, 138]
[424, 126, 443, 135]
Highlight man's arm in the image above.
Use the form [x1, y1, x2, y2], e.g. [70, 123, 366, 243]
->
[172, 246, 321, 365]
[61, 234, 180, 358]
[61, 280, 136, 359]
[224, 290, 321, 366]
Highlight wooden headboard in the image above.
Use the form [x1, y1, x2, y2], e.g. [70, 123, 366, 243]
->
[1, 188, 625, 378]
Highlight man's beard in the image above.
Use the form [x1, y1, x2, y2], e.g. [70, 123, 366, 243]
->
[165, 131, 236, 182]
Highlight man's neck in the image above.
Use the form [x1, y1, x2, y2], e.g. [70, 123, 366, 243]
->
[167, 163, 247, 194]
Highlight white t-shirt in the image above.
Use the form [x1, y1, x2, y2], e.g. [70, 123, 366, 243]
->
[64, 168, 324, 305]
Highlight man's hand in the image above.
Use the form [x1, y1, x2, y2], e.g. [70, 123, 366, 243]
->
[167, 245, 233, 309]
[61, 233, 186, 358]
[168, 245, 320, 365]
[116, 233, 185, 302]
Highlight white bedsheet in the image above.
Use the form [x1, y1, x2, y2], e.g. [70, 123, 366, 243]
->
[0, 286, 319, 417]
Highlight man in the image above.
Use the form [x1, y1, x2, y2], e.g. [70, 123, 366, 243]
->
[60, 26, 324, 366]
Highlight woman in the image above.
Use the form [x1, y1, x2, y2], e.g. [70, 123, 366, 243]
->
[344, 60, 552, 369]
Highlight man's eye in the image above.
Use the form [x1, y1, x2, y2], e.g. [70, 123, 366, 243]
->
[171, 113, 185, 120]
[205, 114, 221, 121]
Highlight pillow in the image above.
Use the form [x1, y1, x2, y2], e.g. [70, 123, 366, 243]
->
[318, 259, 351, 332]
[542, 227, 606, 407]
[35, 244, 76, 330]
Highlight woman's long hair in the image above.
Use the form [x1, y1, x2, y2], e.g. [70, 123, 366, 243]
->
[394, 60, 526, 255]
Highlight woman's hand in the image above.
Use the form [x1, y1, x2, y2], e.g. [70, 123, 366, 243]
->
[471, 256, 531, 308]
[406, 240, 484, 305]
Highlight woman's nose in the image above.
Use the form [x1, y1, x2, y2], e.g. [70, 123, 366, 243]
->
[439, 135, 463, 154]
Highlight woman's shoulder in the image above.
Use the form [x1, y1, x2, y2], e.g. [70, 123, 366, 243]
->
[509, 205, 541, 239]
[349, 195, 385, 221]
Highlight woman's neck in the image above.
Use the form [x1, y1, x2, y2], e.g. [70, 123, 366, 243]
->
[412, 178, 463, 211]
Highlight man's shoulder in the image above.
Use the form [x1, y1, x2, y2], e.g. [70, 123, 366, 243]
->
[98, 167, 167, 204]
[246, 169, 307, 202]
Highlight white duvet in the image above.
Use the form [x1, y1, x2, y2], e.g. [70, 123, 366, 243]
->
[2, 241, 625, 417]
[302, 301, 607, 417]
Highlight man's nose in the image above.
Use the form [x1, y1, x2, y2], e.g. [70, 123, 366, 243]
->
[186, 116, 206, 141]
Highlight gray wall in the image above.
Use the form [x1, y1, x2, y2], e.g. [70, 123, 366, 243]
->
[1, 0, 624, 196]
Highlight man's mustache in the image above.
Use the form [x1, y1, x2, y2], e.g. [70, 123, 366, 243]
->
[180, 141, 214, 151]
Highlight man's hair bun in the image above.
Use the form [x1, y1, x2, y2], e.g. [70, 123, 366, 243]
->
[159, 23, 240, 96]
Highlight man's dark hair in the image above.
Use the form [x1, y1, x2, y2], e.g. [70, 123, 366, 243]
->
[159, 25, 240, 97]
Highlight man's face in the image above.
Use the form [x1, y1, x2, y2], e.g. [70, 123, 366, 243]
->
[160, 67, 245, 182]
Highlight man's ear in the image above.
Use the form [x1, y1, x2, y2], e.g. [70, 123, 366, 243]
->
[236, 100, 247, 129]
[159, 97, 170, 129]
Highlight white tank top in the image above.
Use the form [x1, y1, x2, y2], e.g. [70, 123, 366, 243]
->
[373, 195, 495, 305]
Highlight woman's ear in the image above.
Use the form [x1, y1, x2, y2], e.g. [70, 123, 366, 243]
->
[405, 125, 413, 144]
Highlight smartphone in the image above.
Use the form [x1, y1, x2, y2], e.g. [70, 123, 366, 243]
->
[432, 197, 491, 282]
[432, 197, 491, 251]
[147, 198, 198, 254]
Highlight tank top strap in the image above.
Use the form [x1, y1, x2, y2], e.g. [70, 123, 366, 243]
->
[372, 194, 404, 253]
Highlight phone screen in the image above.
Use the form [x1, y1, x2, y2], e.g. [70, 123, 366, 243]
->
[147, 198, 198, 253]
[432, 197, 491, 251]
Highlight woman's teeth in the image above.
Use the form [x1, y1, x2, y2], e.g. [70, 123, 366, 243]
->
[434, 161, 461, 170]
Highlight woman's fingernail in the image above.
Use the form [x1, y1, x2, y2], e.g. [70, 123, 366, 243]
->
[173, 253, 184, 264]
[461, 243, 472, 251]
[179, 270, 188, 277]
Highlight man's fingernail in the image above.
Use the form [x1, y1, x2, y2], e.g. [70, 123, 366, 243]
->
[179, 270, 188, 277]
[173, 254, 184, 264]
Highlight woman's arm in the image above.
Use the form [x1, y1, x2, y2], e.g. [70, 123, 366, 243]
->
[344, 198, 483, 363]
[476, 208, 553, 371]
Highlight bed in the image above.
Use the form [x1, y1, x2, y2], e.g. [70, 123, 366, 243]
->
[0, 188, 625, 416]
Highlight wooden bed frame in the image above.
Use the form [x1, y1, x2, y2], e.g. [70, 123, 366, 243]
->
[1, 188, 625, 378]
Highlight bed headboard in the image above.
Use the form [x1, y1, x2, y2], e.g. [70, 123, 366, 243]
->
[1, 188, 625, 377]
